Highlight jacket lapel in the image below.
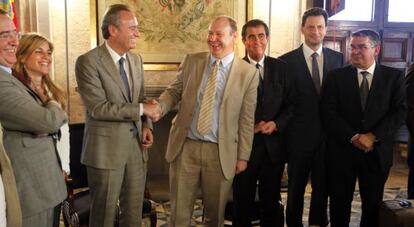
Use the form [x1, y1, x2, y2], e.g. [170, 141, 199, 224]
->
[98, 45, 130, 102]
[347, 66, 365, 113]
[364, 64, 381, 115]
[298, 46, 319, 96]
[222, 57, 240, 102]
[127, 53, 141, 103]
[193, 53, 209, 96]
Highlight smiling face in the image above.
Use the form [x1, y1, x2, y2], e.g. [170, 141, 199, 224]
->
[301, 15, 326, 51]
[108, 10, 140, 55]
[207, 17, 237, 59]
[22, 41, 52, 78]
[243, 25, 268, 61]
[0, 14, 18, 67]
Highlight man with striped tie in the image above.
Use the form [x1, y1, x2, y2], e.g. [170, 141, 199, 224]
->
[153, 16, 259, 226]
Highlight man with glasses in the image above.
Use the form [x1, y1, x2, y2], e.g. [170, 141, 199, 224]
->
[321, 29, 406, 227]
[279, 7, 343, 227]
[232, 19, 293, 227]
[0, 12, 22, 225]
[0, 9, 65, 227]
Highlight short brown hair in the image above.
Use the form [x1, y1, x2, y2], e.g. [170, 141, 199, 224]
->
[302, 7, 328, 27]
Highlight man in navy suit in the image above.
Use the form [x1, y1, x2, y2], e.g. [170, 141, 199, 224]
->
[321, 29, 406, 227]
[279, 7, 343, 227]
[232, 19, 293, 227]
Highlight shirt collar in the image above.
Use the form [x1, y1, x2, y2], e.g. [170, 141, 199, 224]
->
[247, 55, 265, 68]
[357, 61, 376, 75]
[105, 41, 127, 64]
[0, 65, 11, 74]
[210, 52, 235, 68]
[303, 43, 323, 58]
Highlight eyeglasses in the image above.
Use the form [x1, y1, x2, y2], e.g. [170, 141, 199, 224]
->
[348, 44, 375, 51]
[246, 33, 267, 41]
[0, 30, 21, 40]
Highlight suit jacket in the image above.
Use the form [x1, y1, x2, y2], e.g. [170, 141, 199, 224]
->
[0, 123, 22, 227]
[75, 44, 152, 169]
[405, 63, 414, 165]
[279, 45, 344, 152]
[243, 56, 294, 163]
[0, 68, 67, 217]
[158, 52, 259, 180]
[321, 64, 406, 173]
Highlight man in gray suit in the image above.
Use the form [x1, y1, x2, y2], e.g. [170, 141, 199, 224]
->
[0, 9, 66, 227]
[147, 16, 259, 226]
[75, 4, 153, 227]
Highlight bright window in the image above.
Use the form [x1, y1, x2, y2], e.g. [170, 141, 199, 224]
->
[388, 0, 414, 22]
[326, 0, 374, 21]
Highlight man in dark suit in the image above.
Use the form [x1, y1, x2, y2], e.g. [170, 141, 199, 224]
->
[232, 19, 293, 227]
[405, 63, 414, 199]
[279, 7, 343, 227]
[75, 4, 153, 227]
[321, 29, 406, 227]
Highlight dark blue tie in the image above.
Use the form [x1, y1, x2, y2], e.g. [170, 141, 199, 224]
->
[119, 57, 131, 101]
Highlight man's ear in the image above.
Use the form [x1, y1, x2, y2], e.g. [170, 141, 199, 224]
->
[108, 24, 118, 37]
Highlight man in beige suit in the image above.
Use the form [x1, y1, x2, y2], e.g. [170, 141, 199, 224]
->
[0, 123, 22, 227]
[75, 4, 153, 227]
[149, 16, 259, 226]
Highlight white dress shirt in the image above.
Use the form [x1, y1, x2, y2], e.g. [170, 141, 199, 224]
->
[302, 43, 324, 84]
[357, 61, 376, 89]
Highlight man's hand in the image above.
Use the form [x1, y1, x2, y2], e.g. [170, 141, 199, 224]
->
[357, 133, 376, 152]
[254, 121, 277, 134]
[254, 121, 265, 133]
[143, 99, 161, 122]
[261, 121, 277, 135]
[235, 160, 248, 174]
[351, 133, 376, 152]
[142, 127, 154, 149]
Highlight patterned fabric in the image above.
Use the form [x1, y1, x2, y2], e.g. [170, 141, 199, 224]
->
[197, 59, 221, 135]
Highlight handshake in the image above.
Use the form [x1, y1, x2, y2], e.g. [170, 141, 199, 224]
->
[143, 99, 162, 122]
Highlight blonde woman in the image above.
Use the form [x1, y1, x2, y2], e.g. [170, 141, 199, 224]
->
[1, 33, 67, 226]
[13, 33, 70, 175]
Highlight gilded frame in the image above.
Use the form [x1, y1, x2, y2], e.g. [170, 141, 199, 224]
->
[90, 0, 250, 70]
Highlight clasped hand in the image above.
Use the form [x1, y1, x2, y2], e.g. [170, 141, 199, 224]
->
[143, 99, 161, 122]
[351, 132, 376, 152]
[254, 121, 277, 135]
